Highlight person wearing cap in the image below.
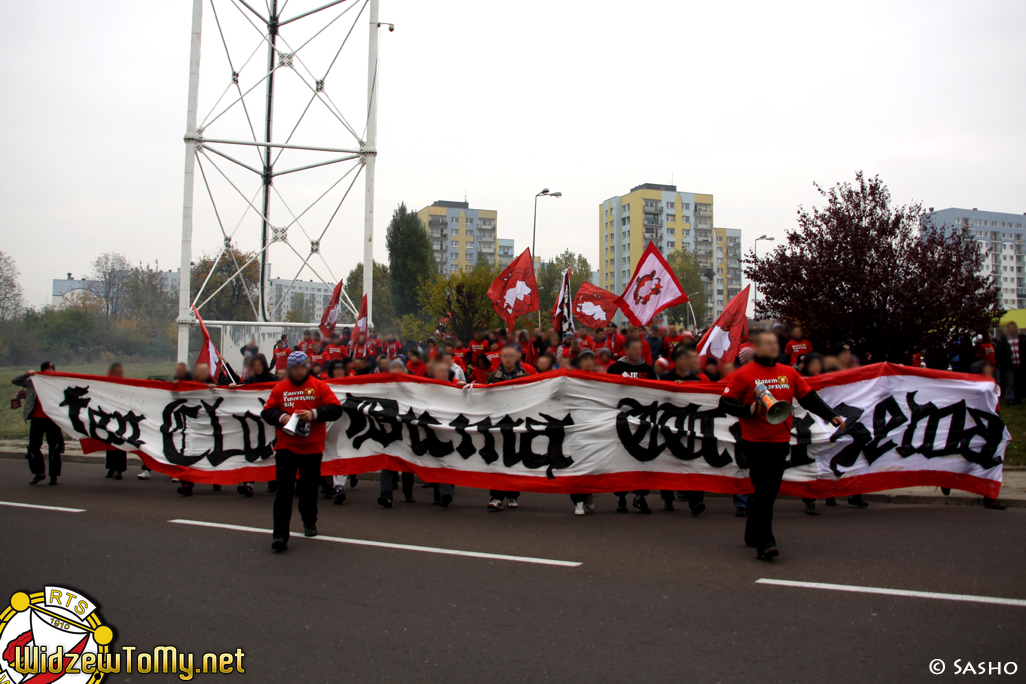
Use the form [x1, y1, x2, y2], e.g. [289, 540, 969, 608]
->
[658, 348, 708, 515]
[13, 361, 65, 486]
[261, 351, 343, 552]
[485, 344, 531, 511]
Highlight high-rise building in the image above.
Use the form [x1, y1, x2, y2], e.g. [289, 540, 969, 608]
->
[924, 207, 1026, 310]
[268, 278, 338, 322]
[599, 183, 741, 322]
[498, 238, 515, 268]
[417, 200, 499, 274]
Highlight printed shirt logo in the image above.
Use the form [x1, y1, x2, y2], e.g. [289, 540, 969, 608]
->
[0, 587, 114, 684]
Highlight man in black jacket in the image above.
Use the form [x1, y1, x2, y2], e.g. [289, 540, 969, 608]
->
[12, 362, 64, 485]
[995, 322, 1025, 405]
[719, 330, 845, 560]
[486, 345, 530, 510]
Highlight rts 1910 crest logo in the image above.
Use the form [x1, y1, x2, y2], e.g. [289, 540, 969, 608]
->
[0, 586, 114, 684]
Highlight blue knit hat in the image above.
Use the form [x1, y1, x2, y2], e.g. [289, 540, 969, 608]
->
[287, 351, 310, 369]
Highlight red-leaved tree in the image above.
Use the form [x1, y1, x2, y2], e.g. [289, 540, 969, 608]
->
[745, 173, 1002, 363]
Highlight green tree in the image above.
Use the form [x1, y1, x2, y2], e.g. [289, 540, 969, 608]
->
[190, 242, 260, 321]
[665, 248, 707, 327]
[345, 261, 397, 333]
[407, 268, 499, 342]
[385, 203, 436, 319]
[535, 249, 594, 325]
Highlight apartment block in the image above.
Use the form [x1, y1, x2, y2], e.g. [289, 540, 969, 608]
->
[417, 200, 499, 274]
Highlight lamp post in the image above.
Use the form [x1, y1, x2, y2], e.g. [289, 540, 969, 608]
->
[532, 188, 561, 327]
[753, 234, 774, 312]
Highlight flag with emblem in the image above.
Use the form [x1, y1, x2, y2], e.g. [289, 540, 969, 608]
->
[614, 242, 688, 327]
[318, 280, 345, 337]
[696, 285, 750, 367]
[487, 248, 539, 330]
[551, 268, 575, 335]
[573, 282, 620, 329]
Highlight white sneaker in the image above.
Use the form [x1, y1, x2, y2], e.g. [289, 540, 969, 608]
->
[171, 477, 179, 483]
[506, 499, 518, 509]
[574, 502, 586, 516]
[487, 499, 503, 510]
[584, 494, 595, 512]
[137, 471, 151, 480]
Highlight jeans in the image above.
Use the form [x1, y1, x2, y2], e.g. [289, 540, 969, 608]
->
[742, 440, 790, 550]
[28, 417, 64, 477]
[272, 450, 323, 540]
[998, 365, 1017, 403]
[733, 494, 748, 509]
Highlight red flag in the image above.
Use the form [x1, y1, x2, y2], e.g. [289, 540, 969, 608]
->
[550, 268, 574, 334]
[573, 282, 619, 329]
[487, 248, 539, 330]
[696, 285, 750, 367]
[192, 305, 223, 379]
[318, 280, 345, 337]
[614, 242, 688, 327]
[355, 294, 368, 334]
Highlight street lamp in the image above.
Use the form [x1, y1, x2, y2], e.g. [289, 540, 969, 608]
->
[532, 188, 562, 327]
[753, 234, 775, 310]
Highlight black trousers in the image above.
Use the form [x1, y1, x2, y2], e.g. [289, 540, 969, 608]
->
[743, 440, 790, 550]
[614, 490, 650, 497]
[272, 450, 323, 540]
[489, 490, 519, 500]
[105, 450, 127, 473]
[380, 470, 414, 498]
[661, 490, 704, 507]
[28, 417, 64, 477]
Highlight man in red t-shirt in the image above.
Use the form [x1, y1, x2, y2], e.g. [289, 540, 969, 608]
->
[720, 330, 844, 560]
[324, 334, 345, 362]
[261, 351, 343, 552]
[468, 330, 488, 366]
[783, 325, 813, 366]
[271, 337, 291, 371]
[297, 330, 313, 356]
[382, 334, 403, 360]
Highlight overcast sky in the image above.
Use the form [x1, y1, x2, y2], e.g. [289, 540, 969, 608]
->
[2, 0, 1024, 308]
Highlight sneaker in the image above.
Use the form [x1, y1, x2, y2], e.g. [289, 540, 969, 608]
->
[29, 474, 44, 485]
[984, 498, 1007, 510]
[237, 484, 254, 498]
[271, 537, 288, 552]
[632, 496, 651, 514]
[757, 545, 779, 560]
[377, 495, 393, 509]
[584, 494, 595, 512]
[137, 470, 151, 480]
[48, 477, 57, 486]
[663, 500, 675, 512]
[333, 488, 347, 505]
[574, 502, 586, 516]
[690, 502, 706, 517]
[805, 502, 818, 516]
[348, 475, 359, 488]
[487, 499, 503, 510]
[440, 494, 453, 508]
[848, 495, 869, 508]
[735, 506, 747, 518]
[105, 470, 114, 479]
[171, 478, 180, 483]
[177, 485, 193, 497]
[941, 487, 951, 496]
[113, 472, 122, 480]
[616, 496, 628, 513]
[303, 525, 317, 538]
[506, 498, 518, 509]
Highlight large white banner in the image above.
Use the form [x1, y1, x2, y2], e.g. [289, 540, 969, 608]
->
[32, 364, 1009, 498]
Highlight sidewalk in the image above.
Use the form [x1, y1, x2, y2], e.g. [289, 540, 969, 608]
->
[1, 441, 1023, 507]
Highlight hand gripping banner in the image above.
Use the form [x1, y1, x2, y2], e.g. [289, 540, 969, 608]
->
[31, 364, 1009, 498]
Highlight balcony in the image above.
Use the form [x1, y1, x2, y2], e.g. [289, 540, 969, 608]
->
[479, 241, 495, 251]
[643, 204, 662, 214]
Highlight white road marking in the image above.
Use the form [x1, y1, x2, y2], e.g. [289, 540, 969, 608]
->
[169, 519, 581, 567]
[756, 578, 1026, 608]
[0, 500, 85, 513]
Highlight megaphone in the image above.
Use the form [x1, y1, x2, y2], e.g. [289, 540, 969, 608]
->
[282, 413, 301, 436]
[754, 382, 793, 425]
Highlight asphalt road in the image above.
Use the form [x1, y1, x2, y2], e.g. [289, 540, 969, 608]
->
[1, 459, 1024, 683]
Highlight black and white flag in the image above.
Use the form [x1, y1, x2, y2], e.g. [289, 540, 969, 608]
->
[551, 268, 575, 335]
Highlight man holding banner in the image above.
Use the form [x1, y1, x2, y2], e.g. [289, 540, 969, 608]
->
[719, 330, 845, 560]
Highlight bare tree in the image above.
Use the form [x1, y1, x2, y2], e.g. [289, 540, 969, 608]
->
[88, 252, 131, 320]
[0, 251, 24, 321]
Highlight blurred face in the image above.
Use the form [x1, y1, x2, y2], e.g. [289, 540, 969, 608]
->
[173, 362, 190, 380]
[430, 362, 450, 381]
[791, 326, 804, 340]
[276, 368, 287, 379]
[500, 346, 519, 368]
[578, 355, 595, 372]
[805, 358, 823, 376]
[1007, 324, 1019, 337]
[312, 364, 322, 376]
[625, 339, 643, 362]
[331, 365, 347, 378]
[721, 362, 736, 375]
[558, 355, 572, 369]
[288, 363, 309, 383]
[981, 363, 995, 379]
[753, 332, 780, 359]
[674, 353, 690, 375]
